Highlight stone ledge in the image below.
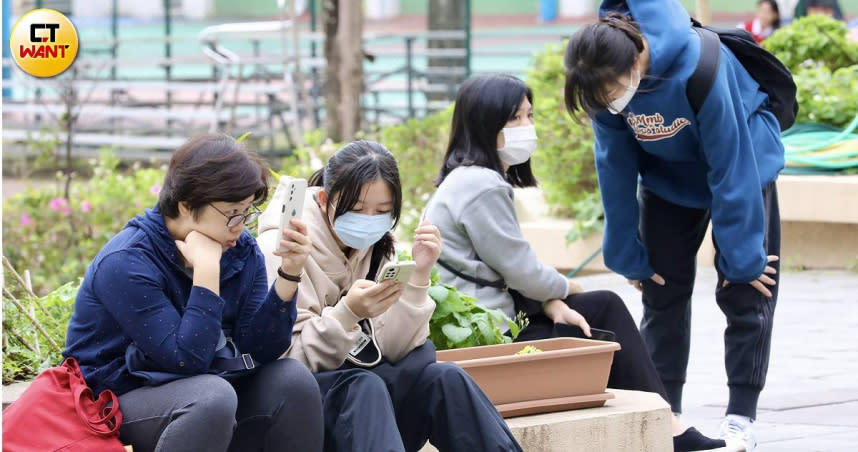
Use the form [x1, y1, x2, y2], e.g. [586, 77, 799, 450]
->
[7, 383, 671, 451]
[517, 175, 858, 271]
[777, 175, 858, 224]
[420, 389, 672, 452]
[2, 382, 31, 410]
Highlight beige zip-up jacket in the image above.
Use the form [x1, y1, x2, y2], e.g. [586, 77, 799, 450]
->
[257, 182, 434, 372]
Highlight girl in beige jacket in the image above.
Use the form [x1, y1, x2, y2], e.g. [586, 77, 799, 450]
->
[258, 140, 520, 452]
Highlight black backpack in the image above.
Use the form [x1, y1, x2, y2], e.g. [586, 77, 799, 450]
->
[686, 18, 798, 131]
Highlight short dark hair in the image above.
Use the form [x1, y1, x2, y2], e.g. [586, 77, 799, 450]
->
[563, 12, 644, 120]
[308, 140, 402, 263]
[759, 0, 782, 29]
[806, 0, 837, 10]
[157, 134, 269, 219]
[436, 73, 538, 188]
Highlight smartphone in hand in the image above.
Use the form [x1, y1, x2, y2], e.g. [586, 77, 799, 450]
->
[376, 261, 417, 284]
[277, 177, 307, 252]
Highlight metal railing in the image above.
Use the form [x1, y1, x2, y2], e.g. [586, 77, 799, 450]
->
[3, 26, 568, 157]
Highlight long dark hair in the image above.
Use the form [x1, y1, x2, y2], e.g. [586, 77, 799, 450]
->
[158, 133, 268, 219]
[563, 12, 645, 120]
[436, 73, 538, 188]
[309, 140, 402, 268]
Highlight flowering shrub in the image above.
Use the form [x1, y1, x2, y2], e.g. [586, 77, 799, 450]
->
[2, 151, 165, 295]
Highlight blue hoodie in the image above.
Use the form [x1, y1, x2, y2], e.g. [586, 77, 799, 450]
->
[63, 207, 297, 396]
[594, 0, 785, 283]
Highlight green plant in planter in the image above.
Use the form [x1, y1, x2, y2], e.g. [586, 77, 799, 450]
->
[427, 265, 528, 350]
[390, 250, 526, 350]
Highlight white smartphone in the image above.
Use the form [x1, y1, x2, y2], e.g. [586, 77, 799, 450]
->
[376, 261, 417, 284]
[277, 176, 307, 252]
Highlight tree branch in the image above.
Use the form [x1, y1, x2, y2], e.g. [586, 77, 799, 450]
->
[3, 288, 62, 353]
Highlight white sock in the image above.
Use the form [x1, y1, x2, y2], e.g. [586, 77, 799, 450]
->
[726, 414, 753, 426]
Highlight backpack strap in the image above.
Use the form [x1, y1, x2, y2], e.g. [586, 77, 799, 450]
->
[436, 259, 508, 291]
[687, 25, 722, 114]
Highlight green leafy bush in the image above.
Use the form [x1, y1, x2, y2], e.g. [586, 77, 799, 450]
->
[763, 15, 858, 128]
[526, 40, 603, 237]
[377, 109, 453, 236]
[764, 15, 858, 73]
[2, 274, 78, 384]
[792, 64, 858, 127]
[2, 151, 164, 295]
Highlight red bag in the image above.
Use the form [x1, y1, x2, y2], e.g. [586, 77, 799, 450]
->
[2, 357, 126, 451]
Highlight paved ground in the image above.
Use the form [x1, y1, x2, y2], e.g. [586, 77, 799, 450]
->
[576, 267, 858, 451]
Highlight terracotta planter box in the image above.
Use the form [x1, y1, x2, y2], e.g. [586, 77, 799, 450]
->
[437, 338, 621, 417]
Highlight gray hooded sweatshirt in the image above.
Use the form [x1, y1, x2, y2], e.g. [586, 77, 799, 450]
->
[424, 166, 568, 323]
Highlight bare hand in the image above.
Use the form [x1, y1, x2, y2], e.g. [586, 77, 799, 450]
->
[567, 278, 584, 296]
[343, 279, 402, 319]
[175, 230, 223, 269]
[628, 273, 666, 292]
[723, 255, 779, 297]
[544, 299, 591, 337]
[272, 219, 312, 276]
[411, 220, 442, 285]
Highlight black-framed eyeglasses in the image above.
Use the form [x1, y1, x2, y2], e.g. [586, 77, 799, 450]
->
[209, 203, 261, 228]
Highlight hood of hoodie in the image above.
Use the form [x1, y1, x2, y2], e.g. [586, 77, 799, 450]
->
[126, 206, 255, 281]
[599, 0, 692, 79]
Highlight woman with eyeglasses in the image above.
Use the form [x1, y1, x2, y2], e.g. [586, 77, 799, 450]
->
[63, 134, 324, 452]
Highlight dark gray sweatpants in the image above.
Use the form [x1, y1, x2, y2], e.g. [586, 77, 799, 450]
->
[118, 358, 324, 452]
[638, 182, 780, 419]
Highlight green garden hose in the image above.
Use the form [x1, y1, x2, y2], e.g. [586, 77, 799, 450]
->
[781, 112, 858, 172]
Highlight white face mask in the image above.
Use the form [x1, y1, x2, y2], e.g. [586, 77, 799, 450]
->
[607, 69, 640, 115]
[498, 125, 538, 166]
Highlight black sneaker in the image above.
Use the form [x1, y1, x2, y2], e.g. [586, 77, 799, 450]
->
[674, 427, 740, 452]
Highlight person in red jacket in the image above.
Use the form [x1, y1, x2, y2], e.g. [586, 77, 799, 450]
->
[740, 0, 781, 43]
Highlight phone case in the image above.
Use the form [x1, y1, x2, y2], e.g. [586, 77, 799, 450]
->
[377, 261, 417, 284]
[553, 323, 617, 342]
[278, 177, 307, 252]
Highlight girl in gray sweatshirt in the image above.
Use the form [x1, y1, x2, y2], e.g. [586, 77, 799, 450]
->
[424, 74, 730, 452]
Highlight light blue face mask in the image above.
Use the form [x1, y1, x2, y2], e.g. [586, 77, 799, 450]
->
[333, 211, 394, 250]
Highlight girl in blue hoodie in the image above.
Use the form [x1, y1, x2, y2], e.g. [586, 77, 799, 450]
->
[563, 1, 784, 449]
[63, 134, 324, 452]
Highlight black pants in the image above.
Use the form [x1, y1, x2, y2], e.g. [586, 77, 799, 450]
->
[515, 290, 669, 401]
[313, 341, 521, 452]
[639, 183, 780, 419]
[119, 359, 324, 452]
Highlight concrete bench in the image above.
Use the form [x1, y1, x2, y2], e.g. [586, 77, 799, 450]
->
[420, 389, 672, 452]
[6, 383, 669, 451]
[517, 175, 858, 271]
